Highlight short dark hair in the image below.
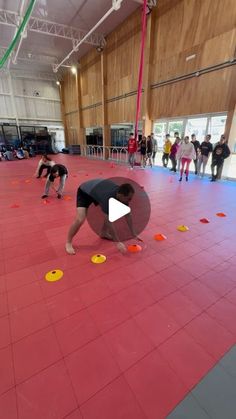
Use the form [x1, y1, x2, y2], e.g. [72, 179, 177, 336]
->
[130, 133, 134, 136]
[118, 183, 135, 196]
[191, 133, 196, 138]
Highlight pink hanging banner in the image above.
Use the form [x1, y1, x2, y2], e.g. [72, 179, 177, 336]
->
[134, 0, 148, 141]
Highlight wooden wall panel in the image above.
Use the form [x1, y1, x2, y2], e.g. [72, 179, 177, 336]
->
[65, 112, 80, 144]
[80, 49, 102, 109]
[82, 105, 102, 128]
[106, 10, 141, 99]
[151, 0, 236, 84]
[150, 66, 235, 119]
[61, 0, 236, 144]
[63, 72, 78, 113]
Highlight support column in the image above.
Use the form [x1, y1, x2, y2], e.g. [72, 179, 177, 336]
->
[141, 11, 154, 137]
[8, 71, 19, 127]
[59, 81, 68, 146]
[77, 70, 86, 146]
[101, 51, 110, 159]
[223, 105, 236, 178]
[221, 66, 236, 178]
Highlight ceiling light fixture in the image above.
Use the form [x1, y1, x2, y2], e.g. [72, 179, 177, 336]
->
[56, 80, 60, 85]
[71, 66, 77, 74]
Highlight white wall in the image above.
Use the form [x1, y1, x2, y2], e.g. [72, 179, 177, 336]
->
[0, 72, 62, 125]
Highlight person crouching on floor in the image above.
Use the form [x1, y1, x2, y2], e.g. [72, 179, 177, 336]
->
[41, 164, 68, 199]
[35, 154, 55, 178]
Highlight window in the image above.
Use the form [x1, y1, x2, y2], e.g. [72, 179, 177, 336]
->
[208, 115, 227, 144]
[168, 121, 184, 138]
[185, 117, 207, 140]
[153, 122, 167, 149]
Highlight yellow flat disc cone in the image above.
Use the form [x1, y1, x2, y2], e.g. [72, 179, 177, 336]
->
[177, 225, 189, 232]
[45, 269, 63, 282]
[91, 254, 106, 264]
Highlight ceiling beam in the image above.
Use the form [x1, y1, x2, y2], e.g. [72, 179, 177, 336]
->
[0, 9, 106, 47]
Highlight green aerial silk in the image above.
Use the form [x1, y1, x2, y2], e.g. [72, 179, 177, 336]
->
[0, 0, 37, 69]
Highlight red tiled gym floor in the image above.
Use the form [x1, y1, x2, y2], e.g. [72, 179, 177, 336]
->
[0, 154, 236, 419]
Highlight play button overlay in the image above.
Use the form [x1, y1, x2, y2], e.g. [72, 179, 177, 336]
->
[86, 177, 151, 242]
[108, 198, 131, 222]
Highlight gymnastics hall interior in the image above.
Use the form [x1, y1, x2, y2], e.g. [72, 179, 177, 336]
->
[0, 1, 236, 419]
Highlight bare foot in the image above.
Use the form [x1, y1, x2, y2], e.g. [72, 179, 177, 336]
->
[65, 242, 76, 255]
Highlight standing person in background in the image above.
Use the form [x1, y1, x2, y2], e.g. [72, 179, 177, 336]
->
[177, 136, 196, 182]
[151, 133, 158, 165]
[198, 134, 213, 177]
[191, 134, 201, 174]
[35, 154, 55, 178]
[162, 134, 172, 167]
[139, 136, 147, 168]
[211, 135, 230, 181]
[169, 137, 181, 172]
[146, 135, 153, 167]
[127, 133, 137, 170]
[176, 132, 183, 172]
[42, 164, 68, 199]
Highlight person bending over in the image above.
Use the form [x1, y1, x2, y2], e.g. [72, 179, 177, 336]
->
[42, 164, 68, 199]
[66, 179, 139, 255]
[35, 154, 55, 178]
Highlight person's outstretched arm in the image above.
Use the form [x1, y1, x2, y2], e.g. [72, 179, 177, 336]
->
[102, 216, 127, 253]
[125, 213, 142, 241]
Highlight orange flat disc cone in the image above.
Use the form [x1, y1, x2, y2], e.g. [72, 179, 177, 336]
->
[64, 195, 72, 201]
[10, 204, 20, 208]
[216, 212, 226, 217]
[200, 218, 210, 223]
[43, 200, 50, 204]
[177, 225, 189, 232]
[128, 244, 142, 253]
[154, 233, 167, 241]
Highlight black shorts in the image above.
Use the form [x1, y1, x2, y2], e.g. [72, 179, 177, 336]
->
[76, 187, 97, 208]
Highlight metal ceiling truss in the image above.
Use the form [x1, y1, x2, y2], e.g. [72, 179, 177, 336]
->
[0, 9, 106, 47]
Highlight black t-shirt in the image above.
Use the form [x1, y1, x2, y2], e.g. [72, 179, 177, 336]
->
[80, 179, 119, 214]
[49, 164, 68, 182]
[200, 141, 213, 157]
[191, 140, 200, 153]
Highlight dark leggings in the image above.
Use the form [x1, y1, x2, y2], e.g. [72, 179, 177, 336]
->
[162, 153, 169, 167]
[170, 155, 177, 171]
[211, 160, 223, 180]
[38, 164, 51, 177]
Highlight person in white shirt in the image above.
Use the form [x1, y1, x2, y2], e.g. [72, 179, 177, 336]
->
[34, 154, 55, 178]
[176, 136, 196, 182]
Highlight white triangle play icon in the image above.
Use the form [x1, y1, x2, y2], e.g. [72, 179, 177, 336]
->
[108, 198, 131, 222]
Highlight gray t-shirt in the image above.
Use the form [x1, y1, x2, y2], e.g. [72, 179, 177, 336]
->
[80, 179, 119, 214]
